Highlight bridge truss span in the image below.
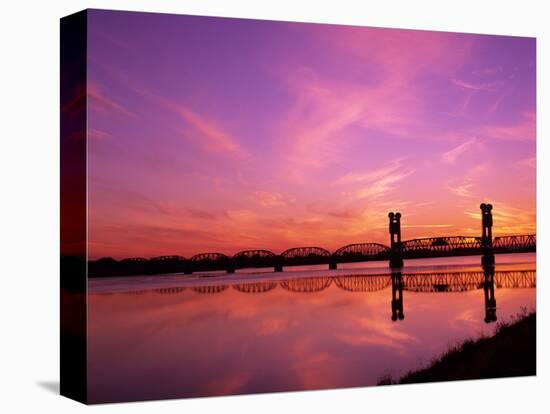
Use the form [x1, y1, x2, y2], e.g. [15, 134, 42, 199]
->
[333, 243, 390, 262]
[233, 281, 278, 293]
[402, 270, 536, 292]
[493, 235, 536, 252]
[281, 246, 331, 267]
[232, 249, 277, 270]
[280, 277, 332, 293]
[334, 275, 391, 292]
[190, 252, 230, 272]
[281, 246, 331, 258]
[402, 236, 482, 253]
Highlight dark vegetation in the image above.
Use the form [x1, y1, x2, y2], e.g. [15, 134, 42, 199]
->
[87, 255, 189, 277]
[378, 310, 536, 385]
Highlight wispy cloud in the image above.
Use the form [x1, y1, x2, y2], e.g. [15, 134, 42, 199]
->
[401, 224, 453, 229]
[178, 106, 247, 159]
[478, 111, 535, 141]
[354, 169, 416, 200]
[515, 157, 536, 169]
[87, 63, 247, 161]
[444, 162, 490, 199]
[277, 70, 369, 168]
[447, 181, 474, 198]
[88, 128, 111, 141]
[334, 159, 416, 201]
[464, 202, 536, 234]
[451, 78, 502, 92]
[441, 137, 478, 164]
[472, 66, 503, 76]
[489, 94, 506, 114]
[353, 169, 416, 199]
[274, 29, 476, 172]
[449, 77, 505, 116]
[333, 158, 405, 185]
[88, 82, 135, 117]
[327, 209, 363, 219]
[253, 191, 293, 207]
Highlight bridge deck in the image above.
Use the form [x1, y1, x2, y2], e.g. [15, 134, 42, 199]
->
[87, 234, 536, 277]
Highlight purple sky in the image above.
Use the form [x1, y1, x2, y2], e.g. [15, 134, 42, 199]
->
[86, 9, 536, 259]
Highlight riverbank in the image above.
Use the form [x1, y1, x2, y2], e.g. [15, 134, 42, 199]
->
[379, 310, 536, 385]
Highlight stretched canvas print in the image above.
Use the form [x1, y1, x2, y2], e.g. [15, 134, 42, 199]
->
[60, 9, 536, 404]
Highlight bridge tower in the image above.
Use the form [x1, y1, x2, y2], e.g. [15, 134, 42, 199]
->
[483, 264, 497, 323]
[480, 203, 495, 266]
[480, 203, 493, 247]
[388, 212, 404, 268]
[391, 271, 404, 321]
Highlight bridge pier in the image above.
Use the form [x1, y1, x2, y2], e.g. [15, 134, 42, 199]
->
[480, 203, 497, 322]
[481, 253, 495, 267]
[391, 271, 404, 321]
[389, 212, 404, 268]
[483, 265, 497, 323]
[329, 259, 337, 270]
[274, 256, 283, 272]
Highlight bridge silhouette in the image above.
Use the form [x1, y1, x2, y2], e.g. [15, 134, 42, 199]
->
[110, 269, 535, 324]
[88, 203, 536, 277]
[158, 270, 535, 295]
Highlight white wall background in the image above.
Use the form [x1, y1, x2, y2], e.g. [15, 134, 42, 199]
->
[0, 0, 547, 412]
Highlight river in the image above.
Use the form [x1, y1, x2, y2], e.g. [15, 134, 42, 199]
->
[87, 253, 536, 403]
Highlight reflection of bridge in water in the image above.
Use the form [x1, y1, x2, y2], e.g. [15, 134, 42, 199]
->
[181, 270, 535, 295]
[88, 203, 535, 277]
[141, 270, 535, 324]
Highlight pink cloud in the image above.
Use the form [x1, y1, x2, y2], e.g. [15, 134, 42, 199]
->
[178, 106, 247, 159]
[276, 71, 421, 172]
[478, 111, 536, 141]
[253, 191, 291, 207]
[352, 169, 416, 200]
[515, 157, 536, 169]
[447, 181, 474, 198]
[88, 128, 111, 141]
[88, 81, 135, 117]
[257, 318, 293, 336]
[441, 137, 478, 164]
[273, 29, 475, 172]
[451, 78, 502, 92]
[334, 159, 416, 201]
[464, 202, 536, 235]
[333, 158, 405, 185]
[317, 27, 473, 82]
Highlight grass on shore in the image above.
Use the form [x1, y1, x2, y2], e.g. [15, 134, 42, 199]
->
[378, 308, 536, 385]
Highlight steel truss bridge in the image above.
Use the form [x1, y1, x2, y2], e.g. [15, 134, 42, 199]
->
[89, 234, 535, 276]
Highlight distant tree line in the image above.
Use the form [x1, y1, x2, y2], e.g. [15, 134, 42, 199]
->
[88, 256, 188, 277]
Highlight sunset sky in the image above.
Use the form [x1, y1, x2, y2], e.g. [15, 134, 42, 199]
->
[86, 10, 536, 259]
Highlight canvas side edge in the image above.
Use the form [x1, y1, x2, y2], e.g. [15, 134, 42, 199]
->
[60, 9, 88, 405]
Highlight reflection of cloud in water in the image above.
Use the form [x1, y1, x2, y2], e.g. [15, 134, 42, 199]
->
[87, 262, 536, 402]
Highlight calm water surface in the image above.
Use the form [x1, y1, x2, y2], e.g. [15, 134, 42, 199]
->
[88, 253, 536, 403]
